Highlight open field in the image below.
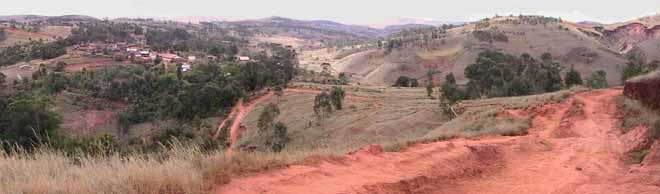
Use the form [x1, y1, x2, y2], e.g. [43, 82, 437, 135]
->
[0, 26, 72, 47]
[237, 83, 445, 154]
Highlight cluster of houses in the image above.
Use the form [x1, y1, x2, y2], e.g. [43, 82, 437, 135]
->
[73, 42, 254, 72]
[74, 42, 197, 71]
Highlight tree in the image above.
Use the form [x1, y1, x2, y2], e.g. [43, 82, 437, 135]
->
[0, 93, 61, 148]
[154, 55, 163, 65]
[0, 28, 6, 42]
[393, 76, 418, 87]
[465, 50, 564, 98]
[564, 65, 583, 87]
[586, 70, 609, 89]
[271, 122, 288, 152]
[621, 55, 648, 83]
[313, 91, 333, 123]
[440, 73, 465, 104]
[0, 72, 6, 85]
[258, 103, 281, 133]
[329, 87, 346, 110]
[54, 61, 66, 72]
[426, 69, 440, 97]
[176, 63, 183, 81]
[440, 73, 464, 118]
[338, 72, 349, 85]
[274, 85, 284, 97]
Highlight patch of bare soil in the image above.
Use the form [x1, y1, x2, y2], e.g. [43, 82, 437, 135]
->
[217, 89, 660, 194]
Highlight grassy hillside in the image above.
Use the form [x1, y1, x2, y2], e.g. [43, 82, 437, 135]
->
[329, 16, 630, 86]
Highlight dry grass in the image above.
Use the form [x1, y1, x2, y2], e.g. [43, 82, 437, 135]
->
[0, 141, 300, 194]
[627, 70, 660, 82]
[421, 87, 588, 140]
[423, 108, 532, 140]
[238, 84, 443, 155]
[618, 96, 660, 137]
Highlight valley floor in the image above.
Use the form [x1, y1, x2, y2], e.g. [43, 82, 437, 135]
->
[218, 89, 660, 194]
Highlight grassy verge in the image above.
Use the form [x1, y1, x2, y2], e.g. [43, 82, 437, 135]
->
[0, 141, 307, 194]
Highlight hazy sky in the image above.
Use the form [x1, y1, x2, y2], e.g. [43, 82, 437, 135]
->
[3, 0, 659, 25]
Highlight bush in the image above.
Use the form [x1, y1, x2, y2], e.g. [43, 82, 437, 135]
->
[271, 122, 288, 152]
[258, 103, 281, 133]
[313, 91, 333, 117]
[54, 61, 67, 72]
[586, 70, 609, 89]
[440, 73, 465, 104]
[338, 72, 349, 85]
[393, 76, 418, 87]
[564, 66, 583, 87]
[329, 87, 346, 110]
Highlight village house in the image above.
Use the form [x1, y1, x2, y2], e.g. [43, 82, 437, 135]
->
[158, 53, 184, 63]
[181, 63, 192, 72]
[237, 56, 251, 63]
[187, 56, 196, 63]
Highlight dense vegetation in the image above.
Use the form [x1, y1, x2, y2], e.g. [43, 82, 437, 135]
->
[66, 22, 142, 44]
[0, 39, 67, 66]
[393, 76, 419, 87]
[463, 51, 563, 98]
[586, 70, 609, 89]
[621, 54, 659, 83]
[472, 30, 509, 43]
[0, 43, 298, 152]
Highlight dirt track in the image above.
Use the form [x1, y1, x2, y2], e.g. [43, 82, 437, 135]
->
[218, 89, 660, 194]
[213, 88, 384, 152]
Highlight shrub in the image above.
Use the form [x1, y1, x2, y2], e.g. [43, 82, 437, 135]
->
[313, 91, 333, 117]
[586, 70, 609, 89]
[393, 76, 418, 87]
[54, 61, 67, 72]
[338, 73, 349, 85]
[257, 103, 281, 133]
[440, 73, 465, 104]
[271, 122, 288, 152]
[564, 65, 583, 87]
[329, 87, 346, 110]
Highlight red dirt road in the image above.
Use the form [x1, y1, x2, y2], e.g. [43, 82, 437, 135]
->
[213, 92, 275, 156]
[217, 89, 660, 194]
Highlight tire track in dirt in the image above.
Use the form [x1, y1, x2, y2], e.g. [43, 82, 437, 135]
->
[217, 89, 660, 194]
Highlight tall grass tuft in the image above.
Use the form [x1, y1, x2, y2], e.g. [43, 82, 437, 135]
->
[0, 140, 297, 194]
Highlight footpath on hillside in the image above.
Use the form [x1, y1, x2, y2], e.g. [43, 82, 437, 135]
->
[218, 89, 660, 194]
[213, 88, 383, 156]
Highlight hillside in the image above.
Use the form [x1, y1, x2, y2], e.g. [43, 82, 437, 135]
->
[330, 16, 629, 85]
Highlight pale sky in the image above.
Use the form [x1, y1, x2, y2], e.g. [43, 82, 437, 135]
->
[2, 0, 659, 25]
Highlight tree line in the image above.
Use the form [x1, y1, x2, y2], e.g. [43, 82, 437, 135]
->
[439, 50, 612, 114]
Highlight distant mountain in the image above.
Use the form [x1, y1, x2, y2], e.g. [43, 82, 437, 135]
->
[0, 15, 99, 23]
[383, 23, 436, 33]
[576, 21, 603, 27]
[370, 17, 465, 29]
[213, 16, 388, 42]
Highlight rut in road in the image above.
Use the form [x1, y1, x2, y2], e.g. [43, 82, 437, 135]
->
[217, 89, 660, 194]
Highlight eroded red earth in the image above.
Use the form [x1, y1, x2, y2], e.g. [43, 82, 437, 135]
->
[218, 89, 660, 194]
